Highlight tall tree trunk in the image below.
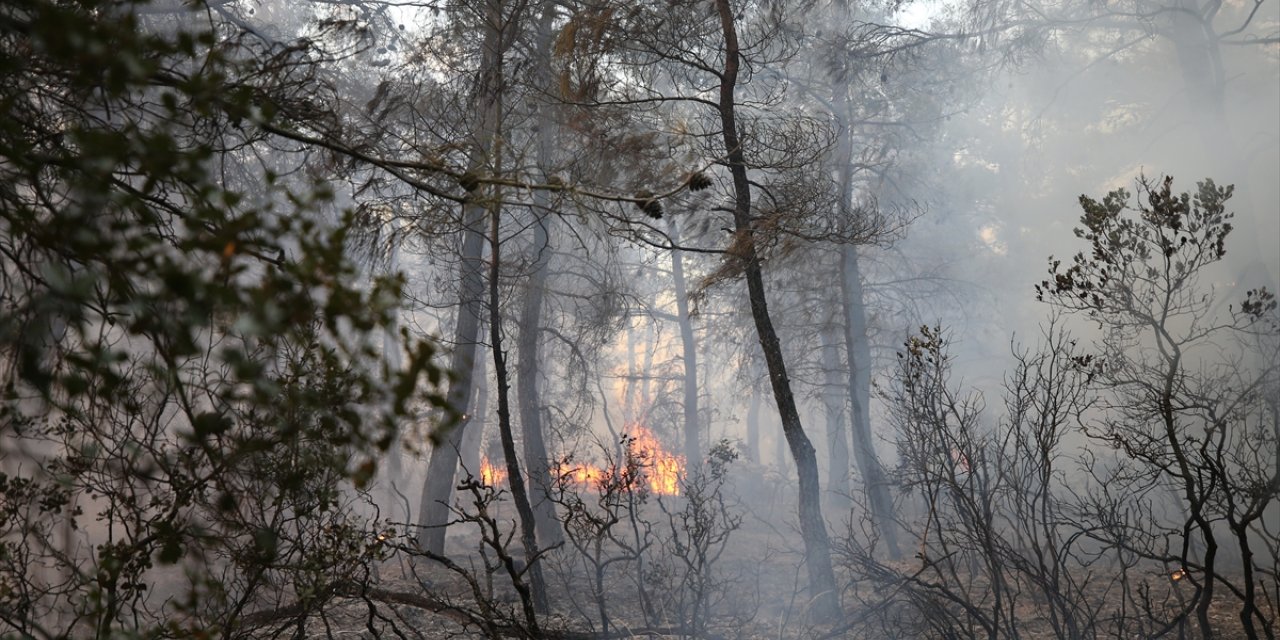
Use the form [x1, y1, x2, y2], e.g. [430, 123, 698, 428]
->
[668, 218, 702, 473]
[490, 202, 550, 620]
[820, 318, 852, 513]
[745, 382, 761, 464]
[624, 320, 638, 426]
[416, 0, 515, 555]
[460, 355, 488, 482]
[516, 191, 563, 549]
[381, 237, 407, 520]
[830, 68, 901, 559]
[639, 305, 656, 418]
[839, 245, 902, 560]
[416, 201, 487, 554]
[713, 0, 839, 621]
[513, 7, 566, 549]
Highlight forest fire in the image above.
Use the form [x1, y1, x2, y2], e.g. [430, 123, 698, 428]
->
[479, 456, 507, 487]
[628, 426, 684, 496]
[551, 426, 685, 496]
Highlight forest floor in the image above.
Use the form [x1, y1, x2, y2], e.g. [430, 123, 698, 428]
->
[298, 469, 1270, 638]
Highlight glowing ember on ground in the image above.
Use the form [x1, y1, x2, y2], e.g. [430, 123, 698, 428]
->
[480, 456, 507, 486]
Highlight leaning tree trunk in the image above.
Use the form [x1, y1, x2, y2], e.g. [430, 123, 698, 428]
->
[416, 0, 514, 555]
[380, 235, 407, 520]
[668, 218, 702, 473]
[713, 0, 839, 621]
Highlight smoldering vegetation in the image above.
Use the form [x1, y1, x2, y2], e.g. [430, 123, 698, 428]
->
[1, 0, 1277, 638]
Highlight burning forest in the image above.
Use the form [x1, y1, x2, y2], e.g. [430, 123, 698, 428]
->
[2, 0, 1278, 638]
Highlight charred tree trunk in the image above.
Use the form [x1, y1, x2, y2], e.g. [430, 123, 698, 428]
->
[713, 0, 839, 621]
[490, 202, 550, 620]
[830, 71, 901, 559]
[624, 321, 638, 426]
[668, 218, 702, 473]
[1169, 0, 1273, 290]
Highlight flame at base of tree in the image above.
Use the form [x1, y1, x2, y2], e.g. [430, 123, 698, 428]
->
[476, 426, 685, 496]
[554, 425, 685, 496]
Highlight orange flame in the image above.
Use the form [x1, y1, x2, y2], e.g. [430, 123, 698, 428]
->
[553, 425, 685, 496]
[629, 426, 684, 496]
[480, 456, 507, 487]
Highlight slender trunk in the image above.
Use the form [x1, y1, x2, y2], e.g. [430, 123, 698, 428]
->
[831, 69, 901, 557]
[512, 7, 566, 549]
[775, 421, 791, 477]
[516, 194, 563, 549]
[713, 0, 839, 620]
[668, 218, 702, 473]
[460, 356, 488, 482]
[839, 245, 902, 560]
[624, 321, 637, 425]
[416, 201, 486, 554]
[415, 0, 516, 556]
[746, 383, 760, 464]
[639, 305, 655, 418]
[381, 238, 406, 519]
[490, 203, 550, 619]
[820, 319, 852, 513]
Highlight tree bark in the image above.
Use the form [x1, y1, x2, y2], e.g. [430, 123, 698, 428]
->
[516, 193, 563, 549]
[381, 236, 407, 520]
[460, 355, 488, 483]
[416, 200, 487, 554]
[830, 69, 902, 558]
[839, 245, 902, 560]
[713, 0, 839, 621]
[415, 0, 515, 555]
[745, 382, 760, 464]
[490, 202, 550, 619]
[819, 318, 852, 513]
[668, 218, 702, 473]
[512, 5, 566, 549]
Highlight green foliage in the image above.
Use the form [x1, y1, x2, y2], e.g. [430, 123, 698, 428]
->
[1036, 175, 1238, 314]
[0, 0, 443, 636]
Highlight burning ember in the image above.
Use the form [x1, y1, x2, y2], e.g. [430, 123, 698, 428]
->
[480, 456, 507, 487]
[553, 425, 685, 496]
[1171, 569, 1186, 582]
